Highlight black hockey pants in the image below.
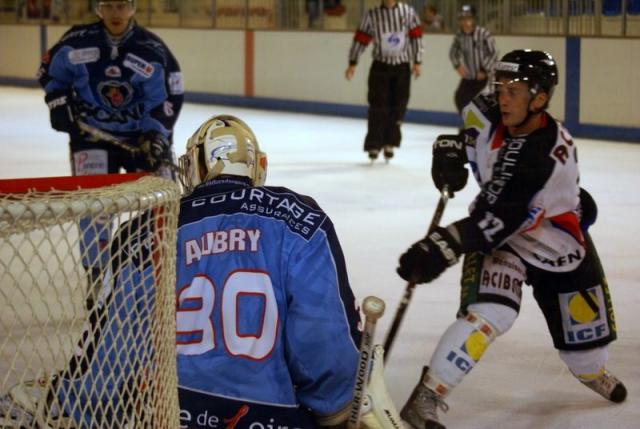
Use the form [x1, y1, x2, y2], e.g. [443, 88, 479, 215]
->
[364, 61, 411, 152]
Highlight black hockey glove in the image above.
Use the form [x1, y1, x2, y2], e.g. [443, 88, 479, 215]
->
[431, 134, 469, 196]
[45, 90, 78, 134]
[138, 131, 170, 172]
[397, 226, 462, 284]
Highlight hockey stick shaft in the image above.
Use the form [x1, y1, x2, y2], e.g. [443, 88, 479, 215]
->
[76, 120, 184, 175]
[382, 187, 450, 363]
[348, 296, 385, 429]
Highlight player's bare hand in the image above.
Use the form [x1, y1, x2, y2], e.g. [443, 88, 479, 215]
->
[456, 65, 467, 78]
[477, 70, 487, 80]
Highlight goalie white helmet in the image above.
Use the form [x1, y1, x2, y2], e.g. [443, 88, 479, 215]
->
[179, 115, 267, 193]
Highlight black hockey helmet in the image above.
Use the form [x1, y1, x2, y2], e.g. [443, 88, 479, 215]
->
[494, 50, 559, 96]
[458, 4, 477, 18]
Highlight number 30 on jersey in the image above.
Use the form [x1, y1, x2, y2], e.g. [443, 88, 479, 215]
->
[176, 270, 278, 360]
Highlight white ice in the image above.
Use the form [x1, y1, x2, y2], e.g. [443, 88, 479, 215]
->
[1, 86, 639, 428]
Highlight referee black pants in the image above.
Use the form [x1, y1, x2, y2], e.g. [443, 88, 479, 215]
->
[454, 78, 488, 113]
[364, 61, 411, 152]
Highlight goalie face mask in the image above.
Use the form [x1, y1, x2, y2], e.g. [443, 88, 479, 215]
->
[180, 115, 267, 194]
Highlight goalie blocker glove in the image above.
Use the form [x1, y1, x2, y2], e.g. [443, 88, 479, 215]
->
[431, 134, 468, 196]
[137, 131, 171, 171]
[397, 226, 462, 284]
[45, 90, 79, 135]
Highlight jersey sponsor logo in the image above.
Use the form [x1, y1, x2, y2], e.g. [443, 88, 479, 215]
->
[73, 150, 107, 175]
[179, 404, 305, 429]
[105, 65, 122, 78]
[223, 404, 249, 429]
[532, 247, 583, 268]
[188, 188, 324, 240]
[479, 251, 525, 303]
[98, 80, 134, 108]
[463, 109, 486, 132]
[169, 71, 184, 95]
[520, 206, 546, 233]
[123, 53, 155, 78]
[60, 29, 88, 42]
[560, 286, 610, 344]
[79, 99, 145, 124]
[380, 31, 406, 56]
[479, 266, 523, 302]
[68, 47, 100, 65]
[484, 137, 524, 204]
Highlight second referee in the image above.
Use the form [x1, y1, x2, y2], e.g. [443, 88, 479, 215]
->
[345, 0, 423, 163]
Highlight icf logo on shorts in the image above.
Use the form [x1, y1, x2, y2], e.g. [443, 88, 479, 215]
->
[559, 286, 609, 344]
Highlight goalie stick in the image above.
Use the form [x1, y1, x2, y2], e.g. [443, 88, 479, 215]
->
[383, 186, 450, 363]
[359, 345, 405, 429]
[348, 296, 385, 429]
[76, 120, 184, 175]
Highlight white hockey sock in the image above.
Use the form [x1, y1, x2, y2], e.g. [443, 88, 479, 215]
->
[428, 303, 517, 391]
[559, 346, 608, 381]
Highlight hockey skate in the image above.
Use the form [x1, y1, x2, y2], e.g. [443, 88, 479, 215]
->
[580, 369, 627, 403]
[0, 375, 71, 428]
[401, 376, 449, 429]
[383, 145, 394, 163]
[368, 149, 380, 164]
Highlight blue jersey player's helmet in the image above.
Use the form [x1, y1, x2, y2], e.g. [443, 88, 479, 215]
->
[180, 115, 268, 194]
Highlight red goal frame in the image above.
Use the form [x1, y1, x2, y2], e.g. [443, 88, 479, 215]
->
[0, 173, 148, 194]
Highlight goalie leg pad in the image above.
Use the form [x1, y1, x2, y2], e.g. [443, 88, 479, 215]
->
[428, 303, 517, 389]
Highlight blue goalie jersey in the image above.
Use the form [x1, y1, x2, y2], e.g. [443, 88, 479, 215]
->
[38, 21, 184, 140]
[176, 178, 362, 429]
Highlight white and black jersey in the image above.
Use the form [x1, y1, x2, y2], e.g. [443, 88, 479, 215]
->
[455, 95, 584, 273]
[348, 2, 423, 66]
[449, 25, 498, 79]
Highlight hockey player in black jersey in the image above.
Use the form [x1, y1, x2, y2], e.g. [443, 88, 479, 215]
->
[396, 50, 627, 429]
[38, 0, 184, 308]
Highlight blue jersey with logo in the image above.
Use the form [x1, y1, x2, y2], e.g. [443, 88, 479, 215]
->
[176, 177, 361, 428]
[38, 21, 183, 140]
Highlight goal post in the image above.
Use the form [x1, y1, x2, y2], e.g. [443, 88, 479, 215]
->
[0, 173, 181, 428]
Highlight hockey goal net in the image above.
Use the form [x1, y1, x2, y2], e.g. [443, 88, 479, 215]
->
[0, 173, 181, 428]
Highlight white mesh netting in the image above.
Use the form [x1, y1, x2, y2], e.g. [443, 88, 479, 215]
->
[0, 175, 181, 428]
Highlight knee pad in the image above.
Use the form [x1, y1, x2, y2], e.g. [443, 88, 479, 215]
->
[467, 302, 518, 336]
[559, 346, 608, 380]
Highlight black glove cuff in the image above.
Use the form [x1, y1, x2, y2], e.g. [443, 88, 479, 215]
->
[451, 218, 487, 254]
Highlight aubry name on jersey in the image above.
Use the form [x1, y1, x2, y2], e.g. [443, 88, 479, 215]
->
[185, 228, 261, 265]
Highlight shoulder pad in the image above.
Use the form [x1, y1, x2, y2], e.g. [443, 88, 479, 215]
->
[462, 95, 500, 134]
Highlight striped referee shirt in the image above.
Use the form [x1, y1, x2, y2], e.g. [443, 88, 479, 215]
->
[348, 2, 423, 66]
[449, 25, 498, 79]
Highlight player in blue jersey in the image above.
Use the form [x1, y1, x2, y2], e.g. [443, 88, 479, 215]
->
[395, 50, 626, 429]
[175, 115, 362, 428]
[37, 0, 184, 308]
